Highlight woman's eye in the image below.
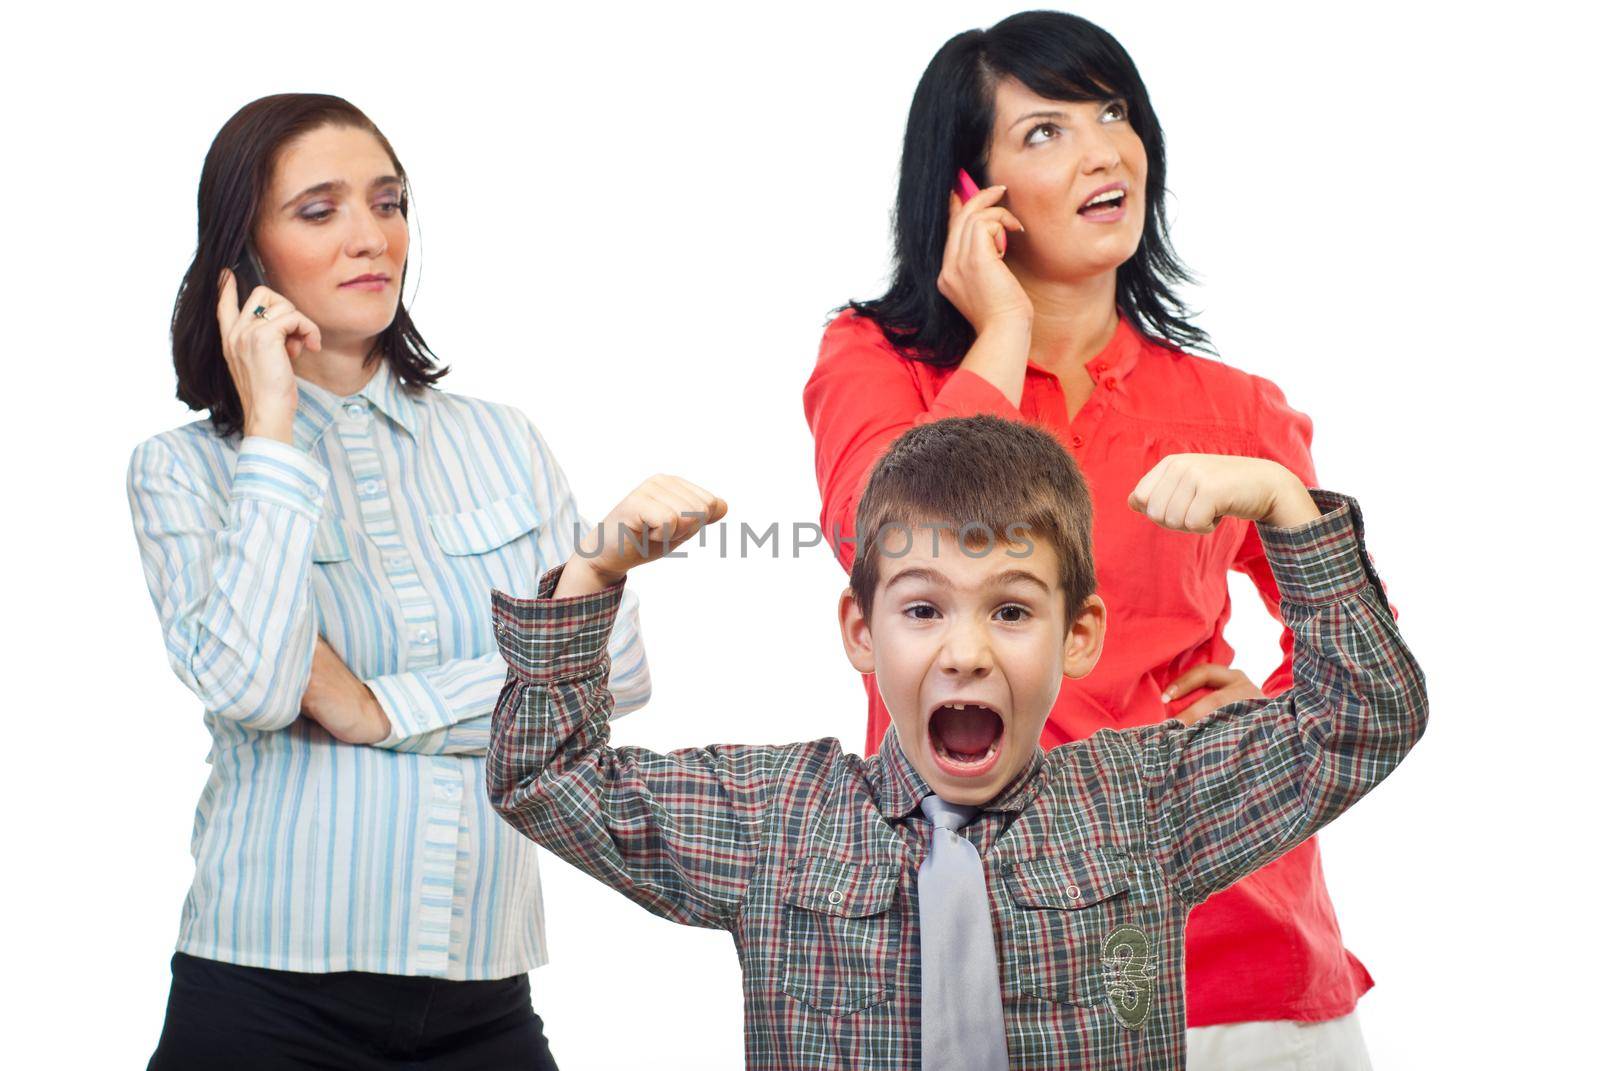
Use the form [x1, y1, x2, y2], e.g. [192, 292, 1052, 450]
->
[995, 605, 1031, 623]
[1024, 122, 1061, 146]
[1102, 99, 1129, 122]
[300, 204, 334, 222]
[375, 201, 402, 215]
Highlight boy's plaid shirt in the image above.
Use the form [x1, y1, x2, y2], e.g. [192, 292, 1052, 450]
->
[487, 491, 1426, 1070]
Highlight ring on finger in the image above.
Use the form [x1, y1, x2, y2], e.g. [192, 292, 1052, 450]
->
[252, 304, 271, 320]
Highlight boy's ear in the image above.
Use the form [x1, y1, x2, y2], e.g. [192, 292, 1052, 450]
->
[838, 586, 875, 674]
[1062, 593, 1107, 681]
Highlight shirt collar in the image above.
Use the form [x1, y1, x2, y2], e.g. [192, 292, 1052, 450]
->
[874, 728, 1048, 820]
[1024, 313, 1145, 386]
[290, 358, 420, 451]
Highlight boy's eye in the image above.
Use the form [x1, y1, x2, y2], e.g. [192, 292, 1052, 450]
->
[995, 605, 1031, 623]
[1024, 121, 1061, 147]
[905, 603, 940, 621]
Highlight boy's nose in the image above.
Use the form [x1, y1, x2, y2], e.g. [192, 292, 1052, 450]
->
[938, 618, 994, 677]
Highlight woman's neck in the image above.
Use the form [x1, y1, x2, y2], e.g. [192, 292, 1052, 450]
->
[293, 335, 382, 398]
[1016, 270, 1120, 376]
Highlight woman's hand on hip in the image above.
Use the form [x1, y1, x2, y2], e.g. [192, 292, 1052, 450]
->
[937, 184, 1031, 335]
[299, 637, 392, 745]
[1163, 663, 1267, 726]
[216, 268, 321, 445]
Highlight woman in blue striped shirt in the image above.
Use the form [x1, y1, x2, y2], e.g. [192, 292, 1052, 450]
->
[128, 93, 649, 1069]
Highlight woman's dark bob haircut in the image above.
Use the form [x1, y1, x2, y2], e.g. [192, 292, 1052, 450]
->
[850, 10, 1211, 364]
[171, 93, 445, 437]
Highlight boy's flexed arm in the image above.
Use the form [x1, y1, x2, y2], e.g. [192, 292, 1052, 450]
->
[489, 476, 773, 931]
[1124, 456, 1428, 905]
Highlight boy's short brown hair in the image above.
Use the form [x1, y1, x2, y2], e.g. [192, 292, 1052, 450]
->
[849, 415, 1096, 620]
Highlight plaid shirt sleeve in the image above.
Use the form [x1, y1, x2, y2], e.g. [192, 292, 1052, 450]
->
[486, 563, 773, 931]
[1139, 490, 1428, 905]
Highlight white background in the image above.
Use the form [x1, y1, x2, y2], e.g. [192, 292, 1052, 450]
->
[3, 1, 1594, 1066]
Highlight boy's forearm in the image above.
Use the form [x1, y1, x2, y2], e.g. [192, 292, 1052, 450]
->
[487, 563, 625, 834]
[1266, 493, 1428, 824]
[486, 564, 764, 930]
[1156, 491, 1428, 901]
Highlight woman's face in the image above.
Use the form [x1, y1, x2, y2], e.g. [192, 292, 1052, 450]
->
[252, 123, 409, 350]
[983, 76, 1147, 285]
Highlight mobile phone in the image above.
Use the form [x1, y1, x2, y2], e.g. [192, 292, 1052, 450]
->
[231, 243, 267, 311]
[954, 168, 1006, 256]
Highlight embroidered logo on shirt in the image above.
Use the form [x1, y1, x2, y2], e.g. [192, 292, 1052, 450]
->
[1102, 925, 1154, 1029]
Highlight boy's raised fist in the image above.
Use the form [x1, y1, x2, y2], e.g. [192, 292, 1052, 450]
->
[568, 475, 728, 590]
[1128, 455, 1320, 533]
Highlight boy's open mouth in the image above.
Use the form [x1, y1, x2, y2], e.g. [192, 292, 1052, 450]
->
[927, 702, 1005, 778]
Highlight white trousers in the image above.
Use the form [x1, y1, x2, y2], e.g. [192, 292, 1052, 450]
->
[1186, 1010, 1373, 1070]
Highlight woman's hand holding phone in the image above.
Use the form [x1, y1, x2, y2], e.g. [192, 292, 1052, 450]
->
[939, 176, 1030, 336]
[215, 268, 322, 445]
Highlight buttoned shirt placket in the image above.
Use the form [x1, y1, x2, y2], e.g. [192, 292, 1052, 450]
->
[333, 393, 464, 975]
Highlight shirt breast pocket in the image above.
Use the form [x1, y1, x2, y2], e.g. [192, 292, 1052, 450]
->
[427, 493, 542, 571]
[779, 857, 901, 1016]
[1001, 849, 1136, 1008]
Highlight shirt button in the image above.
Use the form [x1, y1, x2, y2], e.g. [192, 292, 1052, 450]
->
[344, 401, 367, 418]
[1066, 884, 1082, 901]
[359, 479, 382, 496]
[414, 628, 434, 645]
[384, 554, 407, 569]
[827, 890, 843, 906]
[1070, 434, 1084, 449]
[1092, 362, 1106, 374]
[1102, 376, 1118, 390]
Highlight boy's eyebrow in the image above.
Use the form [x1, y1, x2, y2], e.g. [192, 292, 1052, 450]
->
[280, 175, 403, 210]
[883, 566, 1051, 594]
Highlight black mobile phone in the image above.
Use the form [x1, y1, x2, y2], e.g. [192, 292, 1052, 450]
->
[232, 243, 266, 310]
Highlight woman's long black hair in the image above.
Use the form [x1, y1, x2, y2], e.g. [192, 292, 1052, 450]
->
[170, 93, 446, 438]
[850, 10, 1211, 364]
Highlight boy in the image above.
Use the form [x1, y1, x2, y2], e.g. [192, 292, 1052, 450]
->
[485, 416, 1425, 1070]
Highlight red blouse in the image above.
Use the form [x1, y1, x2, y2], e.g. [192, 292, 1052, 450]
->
[803, 309, 1374, 1026]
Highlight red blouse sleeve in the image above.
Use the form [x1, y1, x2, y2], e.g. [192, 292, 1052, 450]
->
[802, 312, 1023, 571]
[1234, 374, 1319, 698]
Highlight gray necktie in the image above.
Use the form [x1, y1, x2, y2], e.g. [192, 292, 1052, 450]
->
[918, 795, 1009, 1071]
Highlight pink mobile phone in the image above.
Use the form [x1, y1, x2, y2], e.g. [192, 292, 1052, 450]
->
[954, 168, 1006, 255]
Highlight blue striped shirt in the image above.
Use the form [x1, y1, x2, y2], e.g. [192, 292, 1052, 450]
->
[126, 358, 649, 979]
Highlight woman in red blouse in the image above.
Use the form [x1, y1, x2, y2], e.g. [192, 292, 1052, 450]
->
[803, 12, 1376, 1067]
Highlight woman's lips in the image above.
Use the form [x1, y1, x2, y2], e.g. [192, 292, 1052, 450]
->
[340, 276, 389, 291]
[1078, 203, 1126, 223]
[1077, 197, 1127, 223]
[1078, 184, 1129, 223]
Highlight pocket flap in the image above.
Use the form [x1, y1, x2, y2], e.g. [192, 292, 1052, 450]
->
[311, 514, 352, 563]
[1005, 849, 1130, 910]
[428, 493, 540, 556]
[781, 858, 898, 918]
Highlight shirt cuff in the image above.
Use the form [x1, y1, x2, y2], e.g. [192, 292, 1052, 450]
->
[1256, 489, 1386, 607]
[232, 436, 329, 519]
[491, 562, 627, 683]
